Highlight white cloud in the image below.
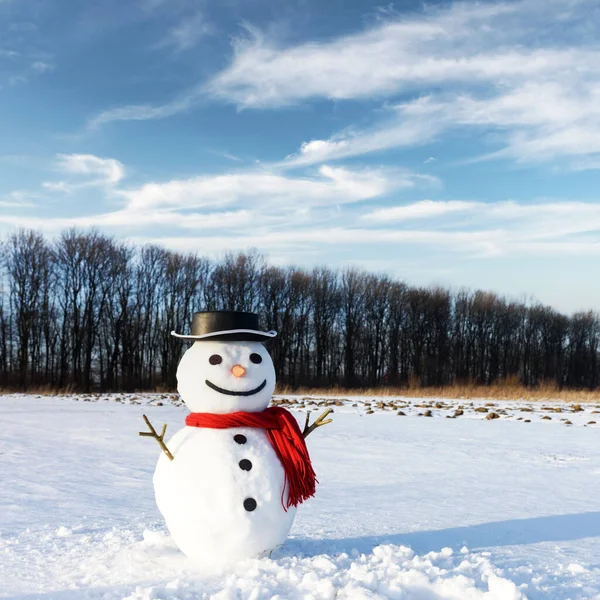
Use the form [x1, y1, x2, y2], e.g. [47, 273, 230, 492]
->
[120, 164, 413, 212]
[364, 197, 600, 224]
[90, 0, 573, 126]
[3, 156, 423, 237]
[31, 61, 54, 73]
[130, 227, 504, 258]
[406, 83, 600, 164]
[284, 113, 443, 167]
[87, 0, 600, 168]
[0, 208, 256, 232]
[56, 154, 125, 184]
[284, 80, 600, 167]
[43, 154, 126, 193]
[358, 199, 600, 255]
[159, 12, 211, 52]
[0, 190, 36, 208]
[134, 223, 600, 259]
[208, 0, 599, 108]
[213, 150, 243, 162]
[362, 200, 477, 222]
[88, 91, 200, 129]
[202, 0, 599, 169]
[6, 154, 600, 263]
[7, 206, 600, 259]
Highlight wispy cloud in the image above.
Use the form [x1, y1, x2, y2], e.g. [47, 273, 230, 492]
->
[208, 1, 568, 108]
[4, 153, 600, 261]
[158, 11, 211, 52]
[89, 0, 600, 169]
[282, 113, 441, 167]
[400, 83, 600, 166]
[31, 61, 54, 73]
[132, 227, 503, 256]
[8, 74, 27, 86]
[89, 0, 526, 126]
[209, 0, 600, 107]
[359, 199, 600, 256]
[3, 154, 422, 234]
[87, 89, 201, 128]
[363, 197, 600, 226]
[0, 208, 256, 232]
[56, 154, 124, 183]
[212, 150, 243, 163]
[121, 164, 413, 212]
[42, 154, 125, 193]
[133, 224, 600, 259]
[362, 200, 477, 222]
[0, 190, 37, 208]
[0, 13, 54, 88]
[285, 79, 600, 168]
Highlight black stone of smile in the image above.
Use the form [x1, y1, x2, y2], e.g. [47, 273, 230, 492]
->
[205, 379, 267, 396]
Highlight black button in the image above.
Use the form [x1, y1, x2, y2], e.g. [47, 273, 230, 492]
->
[239, 459, 252, 471]
[234, 434, 247, 444]
[244, 498, 257, 512]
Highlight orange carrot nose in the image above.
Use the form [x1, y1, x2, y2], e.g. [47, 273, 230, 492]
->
[231, 364, 246, 378]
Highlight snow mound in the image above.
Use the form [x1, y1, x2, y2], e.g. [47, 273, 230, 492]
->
[127, 543, 523, 599]
[3, 525, 522, 600]
[249, 544, 523, 600]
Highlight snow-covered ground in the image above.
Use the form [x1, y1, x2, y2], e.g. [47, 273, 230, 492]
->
[2, 392, 600, 599]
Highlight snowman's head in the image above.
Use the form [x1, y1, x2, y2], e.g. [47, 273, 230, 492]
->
[176, 340, 276, 414]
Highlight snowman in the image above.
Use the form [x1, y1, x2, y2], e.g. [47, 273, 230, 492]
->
[139, 311, 332, 565]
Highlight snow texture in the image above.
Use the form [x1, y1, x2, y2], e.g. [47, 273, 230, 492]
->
[2, 392, 600, 599]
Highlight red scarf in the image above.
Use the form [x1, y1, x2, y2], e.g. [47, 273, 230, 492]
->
[185, 407, 316, 510]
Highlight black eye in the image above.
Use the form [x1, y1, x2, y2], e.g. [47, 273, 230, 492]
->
[209, 354, 222, 365]
[250, 353, 263, 364]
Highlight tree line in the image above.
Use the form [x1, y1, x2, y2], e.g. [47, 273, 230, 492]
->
[1, 228, 599, 392]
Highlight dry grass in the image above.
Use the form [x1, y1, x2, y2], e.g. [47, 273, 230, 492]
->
[275, 382, 600, 403]
[0, 384, 78, 396]
[3, 381, 600, 403]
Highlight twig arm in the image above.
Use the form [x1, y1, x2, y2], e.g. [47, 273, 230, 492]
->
[303, 408, 333, 439]
[139, 414, 174, 461]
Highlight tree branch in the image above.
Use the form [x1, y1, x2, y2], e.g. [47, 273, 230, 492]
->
[139, 414, 174, 461]
[303, 408, 333, 438]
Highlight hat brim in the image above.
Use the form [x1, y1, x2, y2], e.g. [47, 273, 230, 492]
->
[171, 328, 277, 342]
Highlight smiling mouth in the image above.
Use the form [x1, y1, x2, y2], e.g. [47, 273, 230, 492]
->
[205, 379, 267, 397]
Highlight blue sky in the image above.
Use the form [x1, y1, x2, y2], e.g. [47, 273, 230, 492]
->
[2, 0, 600, 314]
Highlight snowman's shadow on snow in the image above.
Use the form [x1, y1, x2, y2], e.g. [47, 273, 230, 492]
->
[280, 511, 600, 558]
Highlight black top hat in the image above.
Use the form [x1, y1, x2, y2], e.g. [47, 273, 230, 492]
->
[171, 311, 277, 342]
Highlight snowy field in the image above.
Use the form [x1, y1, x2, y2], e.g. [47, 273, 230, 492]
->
[2, 392, 600, 599]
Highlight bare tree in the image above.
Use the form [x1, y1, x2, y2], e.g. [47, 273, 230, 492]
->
[2, 228, 600, 393]
[6, 230, 53, 388]
[340, 269, 367, 387]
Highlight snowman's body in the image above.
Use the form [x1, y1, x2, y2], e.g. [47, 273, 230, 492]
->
[154, 426, 296, 562]
[152, 338, 298, 563]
